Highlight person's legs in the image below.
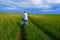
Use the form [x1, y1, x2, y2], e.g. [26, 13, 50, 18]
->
[22, 20, 28, 25]
[24, 20, 27, 24]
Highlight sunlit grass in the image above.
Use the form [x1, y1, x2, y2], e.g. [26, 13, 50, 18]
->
[29, 14, 60, 40]
[0, 14, 21, 40]
[0, 13, 60, 40]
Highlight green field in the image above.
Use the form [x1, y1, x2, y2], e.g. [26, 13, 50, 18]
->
[0, 13, 60, 40]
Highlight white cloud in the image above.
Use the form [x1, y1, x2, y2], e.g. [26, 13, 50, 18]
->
[0, 0, 29, 10]
[30, 0, 43, 5]
[1, 6, 19, 10]
[41, 9, 53, 12]
[45, 0, 55, 4]
[29, 0, 51, 8]
[39, 5, 51, 8]
[0, 0, 60, 10]
[46, 0, 60, 4]
[55, 0, 60, 4]
[7, 8, 18, 10]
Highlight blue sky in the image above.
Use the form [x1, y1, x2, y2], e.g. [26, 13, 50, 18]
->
[0, 0, 60, 14]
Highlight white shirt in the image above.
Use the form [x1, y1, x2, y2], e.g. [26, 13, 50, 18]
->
[22, 13, 28, 20]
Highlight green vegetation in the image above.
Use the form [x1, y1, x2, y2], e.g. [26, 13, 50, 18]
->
[0, 14, 21, 40]
[0, 13, 60, 40]
[25, 20, 51, 40]
[29, 14, 60, 40]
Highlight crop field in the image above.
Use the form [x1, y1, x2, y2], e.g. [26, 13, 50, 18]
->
[0, 14, 21, 40]
[0, 13, 60, 40]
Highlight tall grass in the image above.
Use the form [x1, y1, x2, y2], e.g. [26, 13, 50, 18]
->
[0, 14, 21, 40]
[29, 14, 60, 40]
[25, 20, 51, 40]
[0, 14, 60, 40]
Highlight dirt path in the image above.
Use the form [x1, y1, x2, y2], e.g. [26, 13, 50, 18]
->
[19, 24, 27, 40]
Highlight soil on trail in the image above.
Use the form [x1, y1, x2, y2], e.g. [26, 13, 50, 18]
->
[19, 24, 27, 40]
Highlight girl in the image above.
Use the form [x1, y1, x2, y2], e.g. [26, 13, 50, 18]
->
[22, 10, 28, 25]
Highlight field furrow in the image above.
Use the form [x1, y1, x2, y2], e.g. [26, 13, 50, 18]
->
[19, 24, 27, 40]
[0, 14, 60, 40]
[28, 14, 60, 40]
[29, 17, 55, 40]
[24, 20, 51, 40]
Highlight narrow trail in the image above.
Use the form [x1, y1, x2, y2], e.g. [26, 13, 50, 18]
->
[28, 17, 56, 40]
[19, 24, 27, 40]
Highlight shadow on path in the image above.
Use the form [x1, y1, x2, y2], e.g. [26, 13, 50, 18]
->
[19, 23, 27, 40]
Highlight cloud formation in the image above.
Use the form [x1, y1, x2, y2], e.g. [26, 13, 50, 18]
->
[0, 0, 60, 13]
